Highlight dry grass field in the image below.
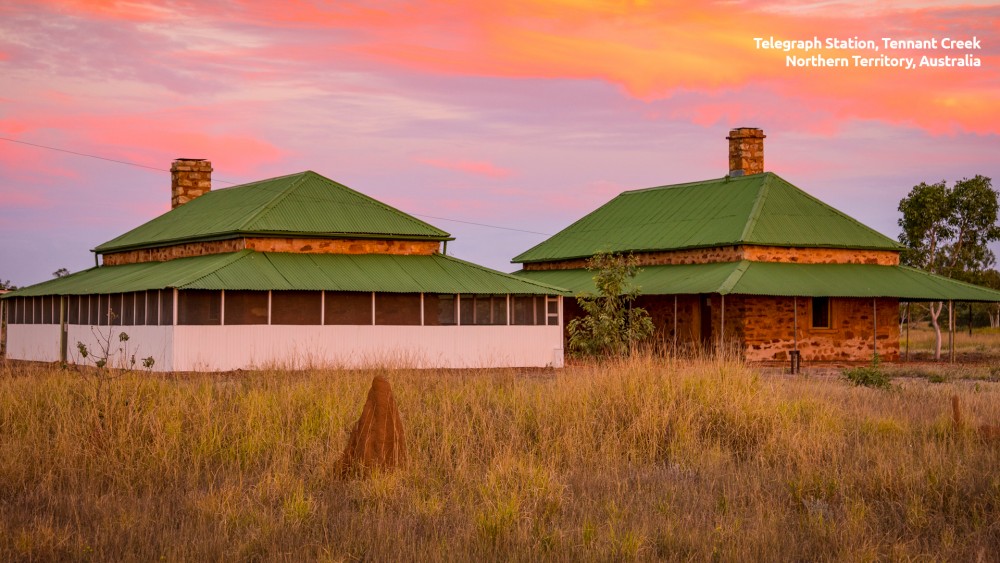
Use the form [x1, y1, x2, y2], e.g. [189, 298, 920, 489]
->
[2, 352, 1000, 561]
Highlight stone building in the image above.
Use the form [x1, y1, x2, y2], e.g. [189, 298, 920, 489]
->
[513, 128, 1000, 362]
[2, 161, 566, 371]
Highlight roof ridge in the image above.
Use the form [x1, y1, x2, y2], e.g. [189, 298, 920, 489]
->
[171, 250, 254, 288]
[766, 173, 903, 249]
[739, 173, 772, 241]
[620, 176, 736, 195]
[718, 260, 751, 294]
[306, 172, 451, 237]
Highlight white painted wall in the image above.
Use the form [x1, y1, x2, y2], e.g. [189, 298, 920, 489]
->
[172, 325, 564, 371]
[5, 325, 61, 362]
[7, 323, 564, 372]
[67, 324, 175, 372]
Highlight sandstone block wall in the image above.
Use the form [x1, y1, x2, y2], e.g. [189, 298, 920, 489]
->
[522, 245, 899, 271]
[102, 237, 442, 265]
[738, 295, 899, 362]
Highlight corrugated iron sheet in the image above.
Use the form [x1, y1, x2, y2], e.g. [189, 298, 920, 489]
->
[513, 173, 902, 263]
[95, 171, 451, 253]
[515, 261, 1000, 302]
[5, 251, 568, 296]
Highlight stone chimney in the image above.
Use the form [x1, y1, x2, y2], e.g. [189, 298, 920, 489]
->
[727, 128, 765, 176]
[171, 159, 212, 208]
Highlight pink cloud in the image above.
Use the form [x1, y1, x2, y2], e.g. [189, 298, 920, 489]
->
[415, 157, 513, 179]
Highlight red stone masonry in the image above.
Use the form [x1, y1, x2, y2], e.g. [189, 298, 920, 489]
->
[522, 245, 899, 271]
[101, 237, 442, 265]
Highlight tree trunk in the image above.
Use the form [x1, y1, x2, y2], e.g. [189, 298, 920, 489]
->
[930, 301, 943, 361]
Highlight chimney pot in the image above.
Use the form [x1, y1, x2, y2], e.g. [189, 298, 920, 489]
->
[727, 127, 765, 176]
[171, 159, 212, 208]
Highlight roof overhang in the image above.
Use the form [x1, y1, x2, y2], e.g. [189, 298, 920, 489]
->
[3, 251, 567, 297]
[514, 261, 1000, 302]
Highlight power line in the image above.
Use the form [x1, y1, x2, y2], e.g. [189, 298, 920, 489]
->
[0, 136, 240, 184]
[0, 136, 554, 236]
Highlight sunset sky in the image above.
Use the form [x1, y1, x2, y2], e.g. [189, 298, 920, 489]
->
[1, 0, 998, 286]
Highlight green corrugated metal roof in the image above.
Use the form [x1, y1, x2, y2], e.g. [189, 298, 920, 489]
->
[514, 261, 1000, 302]
[512, 173, 902, 263]
[95, 171, 452, 253]
[5, 251, 568, 297]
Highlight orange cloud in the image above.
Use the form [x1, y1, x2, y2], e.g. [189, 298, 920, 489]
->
[13, 0, 1000, 135]
[415, 157, 513, 179]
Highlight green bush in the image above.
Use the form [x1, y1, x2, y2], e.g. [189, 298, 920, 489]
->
[843, 354, 891, 389]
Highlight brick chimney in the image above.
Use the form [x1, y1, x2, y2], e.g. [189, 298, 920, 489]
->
[171, 159, 212, 208]
[727, 128, 765, 176]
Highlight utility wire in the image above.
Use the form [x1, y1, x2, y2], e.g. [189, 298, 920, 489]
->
[0, 136, 554, 236]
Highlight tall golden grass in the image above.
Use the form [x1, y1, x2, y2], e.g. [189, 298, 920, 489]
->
[1, 357, 999, 561]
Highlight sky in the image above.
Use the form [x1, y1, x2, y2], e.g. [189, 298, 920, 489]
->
[1, 0, 998, 287]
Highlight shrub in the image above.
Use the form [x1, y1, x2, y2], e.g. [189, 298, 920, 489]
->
[566, 252, 655, 358]
[843, 353, 891, 389]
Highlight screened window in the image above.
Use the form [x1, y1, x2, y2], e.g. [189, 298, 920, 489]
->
[159, 290, 174, 326]
[459, 295, 508, 325]
[325, 292, 373, 325]
[812, 297, 831, 329]
[424, 294, 456, 326]
[122, 293, 135, 326]
[12, 298, 24, 324]
[270, 291, 321, 325]
[134, 291, 146, 326]
[89, 294, 100, 325]
[68, 296, 80, 324]
[512, 295, 538, 326]
[33, 296, 42, 325]
[109, 293, 124, 326]
[375, 293, 421, 326]
[178, 290, 221, 325]
[225, 290, 269, 325]
[547, 296, 559, 326]
[41, 296, 53, 324]
[146, 291, 159, 326]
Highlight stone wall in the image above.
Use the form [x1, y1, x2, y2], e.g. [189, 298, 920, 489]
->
[102, 237, 442, 265]
[522, 245, 899, 271]
[736, 295, 899, 362]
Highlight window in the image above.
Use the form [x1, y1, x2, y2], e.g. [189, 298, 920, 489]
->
[811, 297, 831, 329]
[32, 296, 42, 325]
[424, 294, 456, 326]
[89, 295, 100, 326]
[178, 290, 221, 325]
[225, 291, 269, 325]
[109, 293, 124, 325]
[325, 292, 373, 325]
[134, 292, 146, 326]
[459, 295, 508, 325]
[547, 296, 559, 326]
[512, 295, 539, 325]
[374, 293, 421, 326]
[122, 293, 135, 326]
[68, 296, 80, 324]
[159, 290, 173, 326]
[271, 291, 321, 325]
[41, 296, 53, 324]
[146, 291, 159, 326]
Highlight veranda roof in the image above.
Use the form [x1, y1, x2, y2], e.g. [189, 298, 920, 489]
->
[4, 251, 567, 297]
[514, 261, 1000, 302]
